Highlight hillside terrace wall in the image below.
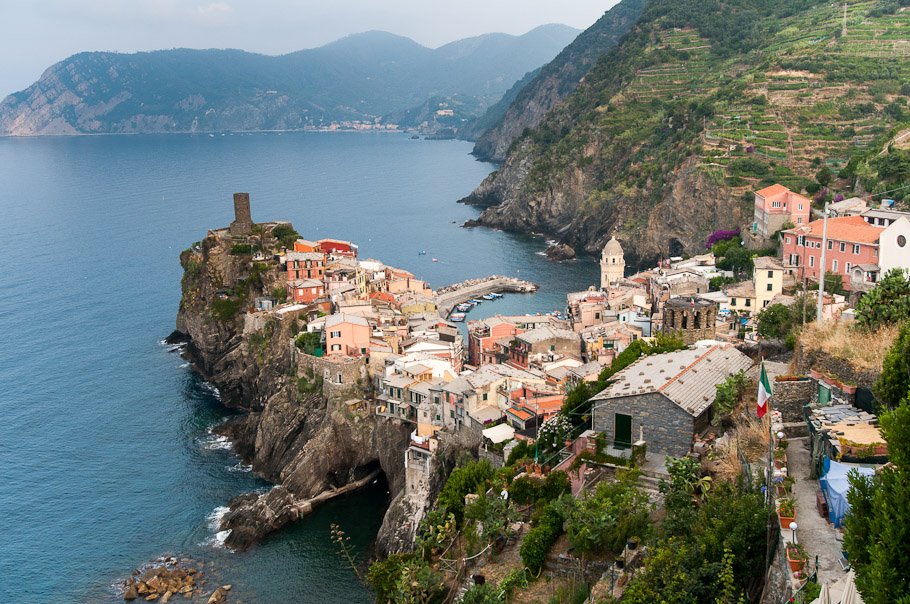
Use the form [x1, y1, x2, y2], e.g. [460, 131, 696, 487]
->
[771, 379, 813, 423]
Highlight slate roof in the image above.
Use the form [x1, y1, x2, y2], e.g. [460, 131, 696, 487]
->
[592, 344, 752, 417]
[517, 326, 579, 344]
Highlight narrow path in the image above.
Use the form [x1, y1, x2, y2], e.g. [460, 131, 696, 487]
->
[787, 437, 847, 586]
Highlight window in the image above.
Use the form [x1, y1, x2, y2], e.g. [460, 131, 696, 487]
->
[853, 244, 860, 255]
[797, 236, 804, 246]
[767, 283, 773, 291]
[833, 260, 838, 272]
[483, 393, 488, 401]
[331, 344, 341, 351]
[450, 410, 455, 418]
[828, 240, 833, 250]
[745, 299, 751, 307]
[797, 218, 803, 224]
[768, 271, 774, 278]
[845, 262, 851, 273]
[594, 312, 600, 320]
[785, 236, 791, 244]
[809, 256, 815, 268]
[772, 201, 781, 208]
[798, 203, 803, 210]
[550, 345, 555, 351]
[330, 330, 341, 338]
[874, 249, 878, 257]
[731, 298, 737, 306]
[840, 242, 846, 252]
[764, 300, 769, 307]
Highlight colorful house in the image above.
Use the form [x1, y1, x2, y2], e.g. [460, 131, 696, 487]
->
[781, 216, 882, 286]
[752, 184, 811, 238]
[287, 278, 325, 303]
[324, 313, 371, 357]
[317, 238, 358, 259]
[286, 251, 325, 281]
[293, 239, 321, 253]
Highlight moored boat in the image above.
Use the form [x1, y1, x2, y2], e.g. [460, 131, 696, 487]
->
[450, 312, 466, 322]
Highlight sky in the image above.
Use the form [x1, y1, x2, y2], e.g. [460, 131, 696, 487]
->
[1, 1, 618, 97]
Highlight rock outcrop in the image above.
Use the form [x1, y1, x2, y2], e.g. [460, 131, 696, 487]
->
[171, 226, 411, 552]
[544, 243, 576, 261]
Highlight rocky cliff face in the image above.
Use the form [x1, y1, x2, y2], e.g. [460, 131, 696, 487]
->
[471, 0, 646, 162]
[171, 227, 412, 552]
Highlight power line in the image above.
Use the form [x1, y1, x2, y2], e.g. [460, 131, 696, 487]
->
[867, 181, 910, 199]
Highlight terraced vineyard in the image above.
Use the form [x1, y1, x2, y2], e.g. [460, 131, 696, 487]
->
[467, 0, 910, 265]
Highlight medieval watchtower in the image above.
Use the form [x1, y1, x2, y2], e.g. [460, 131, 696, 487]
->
[662, 297, 717, 345]
[229, 192, 253, 235]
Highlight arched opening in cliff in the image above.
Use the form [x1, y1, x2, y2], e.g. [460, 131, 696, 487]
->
[668, 237, 685, 258]
[327, 460, 388, 494]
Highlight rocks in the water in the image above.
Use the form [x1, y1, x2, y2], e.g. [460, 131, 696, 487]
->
[462, 219, 481, 228]
[221, 485, 298, 551]
[544, 243, 576, 261]
[207, 586, 231, 604]
[122, 560, 204, 601]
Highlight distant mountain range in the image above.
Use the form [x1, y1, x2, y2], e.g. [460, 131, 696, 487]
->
[0, 25, 579, 136]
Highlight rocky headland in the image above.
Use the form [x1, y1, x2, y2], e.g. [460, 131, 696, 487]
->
[168, 226, 420, 554]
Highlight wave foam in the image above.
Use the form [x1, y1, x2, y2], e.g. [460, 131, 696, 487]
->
[203, 435, 233, 451]
[227, 461, 252, 473]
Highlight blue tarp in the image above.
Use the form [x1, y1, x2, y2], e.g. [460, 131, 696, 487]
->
[819, 458, 875, 528]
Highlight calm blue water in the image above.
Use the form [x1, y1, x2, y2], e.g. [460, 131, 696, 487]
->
[0, 132, 598, 602]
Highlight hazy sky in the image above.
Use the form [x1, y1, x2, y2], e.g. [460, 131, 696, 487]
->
[1, 1, 618, 97]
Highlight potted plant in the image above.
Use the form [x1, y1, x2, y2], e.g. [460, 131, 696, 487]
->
[627, 536, 640, 551]
[810, 369, 823, 380]
[842, 382, 857, 394]
[615, 558, 625, 570]
[774, 448, 787, 469]
[778, 498, 796, 528]
[786, 542, 807, 572]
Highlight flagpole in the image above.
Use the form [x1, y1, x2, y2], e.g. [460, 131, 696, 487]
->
[762, 357, 776, 594]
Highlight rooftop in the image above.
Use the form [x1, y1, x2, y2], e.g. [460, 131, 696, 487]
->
[592, 344, 752, 417]
[287, 251, 325, 261]
[517, 325, 579, 344]
[753, 257, 784, 271]
[664, 296, 716, 309]
[325, 313, 370, 328]
[786, 215, 883, 244]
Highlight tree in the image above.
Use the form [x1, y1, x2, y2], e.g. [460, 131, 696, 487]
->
[875, 322, 910, 409]
[855, 269, 910, 328]
[561, 380, 592, 425]
[844, 396, 910, 603]
[756, 303, 793, 340]
[824, 272, 845, 296]
[816, 166, 832, 186]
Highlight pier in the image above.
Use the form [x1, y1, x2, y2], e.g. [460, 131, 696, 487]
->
[436, 276, 538, 318]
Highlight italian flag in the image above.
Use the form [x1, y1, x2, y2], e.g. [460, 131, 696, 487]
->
[757, 362, 771, 419]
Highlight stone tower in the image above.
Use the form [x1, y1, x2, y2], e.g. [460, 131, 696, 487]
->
[600, 236, 625, 289]
[229, 192, 253, 235]
[662, 297, 717, 345]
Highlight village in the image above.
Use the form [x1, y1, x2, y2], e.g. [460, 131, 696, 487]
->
[211, 188, 909, 603]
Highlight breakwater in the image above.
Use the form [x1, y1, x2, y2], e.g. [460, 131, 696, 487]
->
[436, 276, 538, 317]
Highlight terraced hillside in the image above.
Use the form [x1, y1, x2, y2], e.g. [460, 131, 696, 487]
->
[463, 0, 910, 267]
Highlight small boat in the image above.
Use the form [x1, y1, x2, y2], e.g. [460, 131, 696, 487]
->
[456, 304, 472, 312]
[482, 293, 495, 300]
[469, 299, 483, 305]
[432, 258, 438, 262]
[417, 250, 426, 255]
[488, 292, 503, 299]
[450, 313, 466, 322]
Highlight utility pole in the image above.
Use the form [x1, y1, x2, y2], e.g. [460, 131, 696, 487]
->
[816, 202, 830, 323]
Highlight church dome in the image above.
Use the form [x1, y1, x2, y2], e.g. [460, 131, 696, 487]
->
[604, 236, 623, 255]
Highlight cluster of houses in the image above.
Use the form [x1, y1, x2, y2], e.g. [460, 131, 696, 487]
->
[223, 186, 904, 501]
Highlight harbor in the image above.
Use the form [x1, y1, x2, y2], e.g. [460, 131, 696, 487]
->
[435, 275, 538, 318]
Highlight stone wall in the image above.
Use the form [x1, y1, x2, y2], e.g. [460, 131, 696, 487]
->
[662, 302, 717, 345]
[592, 392, 695, 458]
[478, 447, 505, 468]
[230, 192, 253, 235]
[297, 353, 368, 403]
[771, 379, 813, 423]
[796, 346, 880, 391]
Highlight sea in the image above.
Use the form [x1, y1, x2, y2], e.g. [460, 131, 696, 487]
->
[0, 131, 599, 603]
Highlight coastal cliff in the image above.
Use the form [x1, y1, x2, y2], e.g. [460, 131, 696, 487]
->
[170, 226, 413, 552]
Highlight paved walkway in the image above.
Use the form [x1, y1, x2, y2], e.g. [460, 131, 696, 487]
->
[788, 436, 847, 586]
[436, 277, 537, 317]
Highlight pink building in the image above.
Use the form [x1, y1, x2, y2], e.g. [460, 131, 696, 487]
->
[324, 313, 372, 357]
[753, 184, 812, 238]
[467, 317, 523, 366]
[781, 216, 882, 287]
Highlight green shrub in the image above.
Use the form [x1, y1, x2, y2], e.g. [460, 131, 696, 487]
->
[520, 503, 564, 573]
[230, 243, 252, 255]
[210, 296, 246, 322]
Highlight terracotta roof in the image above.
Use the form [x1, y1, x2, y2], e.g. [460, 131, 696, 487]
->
[787, 215, 882, 244]
[756, 184, 790, 198]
